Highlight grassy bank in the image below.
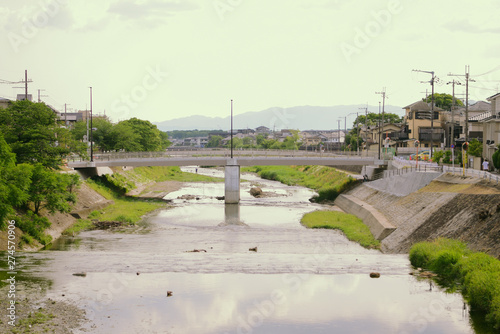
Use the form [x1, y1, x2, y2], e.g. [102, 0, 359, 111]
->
[63, 166, 221, 235]
[243, 165, 357, 201]
[409, 238, 500, 329]
[301, 211, 380, 249]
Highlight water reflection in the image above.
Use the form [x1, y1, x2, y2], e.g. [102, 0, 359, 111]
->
[45, 272, 476, 334]
[219, 204, 246, 226]
[9, 166, 495, 333]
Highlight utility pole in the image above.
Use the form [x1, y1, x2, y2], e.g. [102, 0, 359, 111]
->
[89, 87, 93, 162]
[446, 80, 462, 148]
[337, 119, 341, 151]
[356, 112, 360, 155]
[230, 99, 233, 159]
[413, 70, 436, 158]
[378, 102, 381, 159]
[448, 66, 474, 143]
[25, 70, 28, 100]
[37, 89, 47, 103]
[359, 105, 368, 151]
[375, 88, 387, 158]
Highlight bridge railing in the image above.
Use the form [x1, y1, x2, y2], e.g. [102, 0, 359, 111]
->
[67, 148, 382, 162]
[386, 157, 500, 184]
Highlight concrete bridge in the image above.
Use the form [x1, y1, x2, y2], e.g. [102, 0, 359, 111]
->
[68, 149, 384, 204]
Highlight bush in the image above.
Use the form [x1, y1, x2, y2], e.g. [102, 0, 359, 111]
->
[16, 212, 52, 245]
[432, 150, 444, 164]
[409, 238, 500, 328]
[442, 150, 452, 164]
[114, 215, 134, 224]
[493, 148, 500, 170]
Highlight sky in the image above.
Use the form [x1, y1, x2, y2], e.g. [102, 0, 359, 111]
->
[1, 0, 500, 124]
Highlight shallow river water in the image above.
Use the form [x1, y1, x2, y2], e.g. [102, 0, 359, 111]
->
[11, 167, 494, 333]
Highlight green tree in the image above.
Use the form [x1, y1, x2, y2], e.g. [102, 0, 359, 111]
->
[353, 112, 402, 128]
[424, 93, 464, 111]
[109, 122, 142, 152]
[120, 118, 165, 151]
[492, 147, 500, 170]
[226, 137, 243, 149]
[207, 135, 223, 148]
[242, 136, 254, 147]
[256, 134, 266, 146]
[0, 134, 32, 228]
[468, 139, 482, 157]
[0, 100, 69, 169]
[27, 164, 80, 215]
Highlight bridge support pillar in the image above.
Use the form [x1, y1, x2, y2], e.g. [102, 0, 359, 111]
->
[225, 159, 240, 204]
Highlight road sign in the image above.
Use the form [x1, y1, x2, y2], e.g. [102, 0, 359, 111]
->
[451, 144, 455, 148]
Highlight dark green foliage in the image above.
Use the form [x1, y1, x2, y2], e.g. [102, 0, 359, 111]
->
[431, 150, 444, 163]
[0, 100, 69, 169]
[168, 130, 214, 139]
[442, 150, 452, 164]
[468, 139, 482, 158]
[409, 238, 500, 328]
[16, 211, 52, 245]
[492, 148, 500, 170]
[0, 133, 33, 228]
[353, 112, 403, 128]
[27, 164, 80, 215]
[71, 117, 170, 152]
[424, 93, 464, 111]
[92, 173, 136, 195]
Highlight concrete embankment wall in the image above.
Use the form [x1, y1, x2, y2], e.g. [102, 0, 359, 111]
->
[334, 194, 396, 240]
[365, 171, 442, 197]
[342, 172, 500, 258]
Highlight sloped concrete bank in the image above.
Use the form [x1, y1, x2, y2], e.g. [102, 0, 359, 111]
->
[336, 172, 500, 258]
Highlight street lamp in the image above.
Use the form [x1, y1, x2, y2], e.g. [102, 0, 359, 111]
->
[89, 87, 93, 162]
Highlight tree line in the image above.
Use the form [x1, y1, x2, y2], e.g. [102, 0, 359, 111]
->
[0, 100, 171, 245]
[71, 117, 170, 153]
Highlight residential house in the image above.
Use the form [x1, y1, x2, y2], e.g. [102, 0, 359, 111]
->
[255, 126, 271, 134]
[0, 97, 11, 109]
[481, 93, 500, 163]
[366, 123, 403, 149]
[403, 100, 445, 148]
[461, 101, 491, 142]
[183, 137, 209, 148]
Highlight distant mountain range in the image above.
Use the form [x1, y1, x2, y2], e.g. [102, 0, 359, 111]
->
[155, 105, 404, 131]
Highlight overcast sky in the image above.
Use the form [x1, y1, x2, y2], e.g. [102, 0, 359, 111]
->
[1, 0, 500, 124]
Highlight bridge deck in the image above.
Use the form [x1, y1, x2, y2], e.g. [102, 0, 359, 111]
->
[68, 156, 380, 168]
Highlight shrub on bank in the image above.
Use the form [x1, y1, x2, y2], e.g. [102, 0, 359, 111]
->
[250, 165, 357, 202]
[409, 238, 500, 329]
[301, 211, 380, 249]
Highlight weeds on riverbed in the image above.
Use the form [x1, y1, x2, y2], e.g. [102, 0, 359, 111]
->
[244, 165, 356, 202]
[85, 178, 165, 224]
[409, 238, 500, 329]
[301, 211, 380, 249]
[62, 219, 93, 236]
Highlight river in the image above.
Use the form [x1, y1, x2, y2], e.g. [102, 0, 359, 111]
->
[7, 167, 493, 333]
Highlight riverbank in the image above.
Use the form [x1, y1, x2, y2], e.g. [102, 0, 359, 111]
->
[242, 165, 358, 202]
[409, 238, 500, 329]
[0, 166, 223, 252]
[301, 210, 380, 249]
